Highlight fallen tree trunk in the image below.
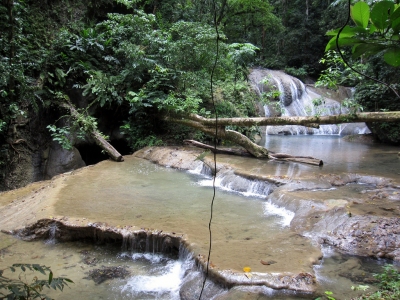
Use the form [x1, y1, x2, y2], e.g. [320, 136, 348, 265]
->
[58, 102, 124, 162]
[269, 153, 323, 166]
[175, 111, 400, 127]
[165, 111, 400, 165]
[172, 119, 269, 158]
[184, 139, 323, 166]
[183, 139, 252, 156]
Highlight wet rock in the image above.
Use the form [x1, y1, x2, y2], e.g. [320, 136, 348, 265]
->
[179, 271, 226, 300]
[82, 256, 98, 266]
[45, 142, 86, 179]
[85, 265, 130, 284]
[311, 213, 400, 261]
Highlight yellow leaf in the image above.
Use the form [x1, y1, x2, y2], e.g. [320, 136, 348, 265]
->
[243, 266, 251, 273]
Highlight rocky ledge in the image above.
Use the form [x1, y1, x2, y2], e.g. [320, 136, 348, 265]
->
[2, 217, 317, 295]
[135, 146, 400, 261]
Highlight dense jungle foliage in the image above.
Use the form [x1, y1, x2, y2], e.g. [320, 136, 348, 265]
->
[0, 0, 400, 190]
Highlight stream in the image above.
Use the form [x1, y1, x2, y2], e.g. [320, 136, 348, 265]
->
[1, 134, 399, 299]
[1, 69, 400, 299]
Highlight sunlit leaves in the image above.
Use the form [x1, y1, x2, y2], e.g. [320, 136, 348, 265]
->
[325, 1, 400, 67]
[351, 1, 370, 28]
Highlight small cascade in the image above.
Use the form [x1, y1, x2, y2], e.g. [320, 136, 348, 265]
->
[263, 199, 295, 227]
[196, 168, 276, 198]
[249, 68, 370, 136]
[187, 161, 212, 177]
[120, 230, 179, 255]
[45, 222, 58, 244]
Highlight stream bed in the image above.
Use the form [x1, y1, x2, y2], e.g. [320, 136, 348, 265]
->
[1, 135, 400, 299]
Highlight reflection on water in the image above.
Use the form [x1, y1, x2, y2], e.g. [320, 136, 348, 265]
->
[264, 135, 400, 178]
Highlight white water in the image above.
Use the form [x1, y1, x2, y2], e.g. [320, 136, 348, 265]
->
[250, 69, 370, 136]
[263, 200, 295, 227]
[120, 253, 188, 300]
[190, 166, 294, 227]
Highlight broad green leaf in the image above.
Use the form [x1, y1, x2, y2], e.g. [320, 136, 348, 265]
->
[369, 24, 377, 33]
[325, 36, 364, 51]
[371, 1, 394, 30]
[48, 271, 53, 284]
[390, 6, 400, 22]
[352, 43, 386, 58]
[391, 6, 400, 32]
[351, 2, 370, 28]
[326, 25, 366, 37]
[384, 48, 400, 66]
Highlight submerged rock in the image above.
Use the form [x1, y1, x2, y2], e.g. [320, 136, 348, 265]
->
[85, 265, 130, 284]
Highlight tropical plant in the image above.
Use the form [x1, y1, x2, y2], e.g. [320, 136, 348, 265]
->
[316, 50, 365, 89]
[0, 264, 73, 299]
[326, 1, 400, 67]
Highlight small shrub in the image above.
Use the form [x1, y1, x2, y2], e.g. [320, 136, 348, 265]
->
[0, 263, 73, 299]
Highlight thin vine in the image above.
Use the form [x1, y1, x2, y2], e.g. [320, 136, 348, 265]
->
[198, 0, 220, 298]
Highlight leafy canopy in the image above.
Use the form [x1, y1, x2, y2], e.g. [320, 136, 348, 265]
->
[326, 0, 400, 67]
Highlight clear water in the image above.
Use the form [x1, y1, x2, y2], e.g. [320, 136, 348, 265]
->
[1, 135, 399, 299]
[0, 236, 189, 300]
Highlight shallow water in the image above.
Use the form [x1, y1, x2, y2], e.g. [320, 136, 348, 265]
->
[264, 135, 400, 178]
[0, 234, 189, 300]
[53, 158, 319, 274]
[1, 135, 399, 299]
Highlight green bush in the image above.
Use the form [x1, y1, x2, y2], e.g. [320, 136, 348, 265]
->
[0, 264, 73, 300]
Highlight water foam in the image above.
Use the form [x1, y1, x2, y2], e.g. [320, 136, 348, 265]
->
[263, 200, 294, 227]
[121, 254, 185, 299]
[197, 173, 273, 198]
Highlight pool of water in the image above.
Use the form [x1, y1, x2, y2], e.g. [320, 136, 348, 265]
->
[1, 135, 399, 299]
[0, 235, 192, 300]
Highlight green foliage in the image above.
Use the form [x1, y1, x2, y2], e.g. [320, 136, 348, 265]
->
[355, 75, 400, 144]
[316, 50, 365, 89]
[353, 264, 400, 299]
[47, 125, 73, 151]
[258, 77, 282, 115]
[284, 66, 309, 80]
[47, 110, 102, 150]
[315, 290, 336, 300]
[0, 263, 73, 300]
[228, 43, 259, 80]
[326, 1, 400, 67]
[120, 121, 164, 152]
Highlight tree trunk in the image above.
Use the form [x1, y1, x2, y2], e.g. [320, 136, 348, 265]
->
[165, 111, 400, 165]
[58, 102, 124, 162]
[183, 139, 252, 156]
[269, 153, 323, 166]
[176, 111, 400, 127]
[168, 117, 269, 158]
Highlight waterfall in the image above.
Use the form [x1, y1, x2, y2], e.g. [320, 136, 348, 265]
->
[45, 222, 58, 244]
[249, 69, 370, 136]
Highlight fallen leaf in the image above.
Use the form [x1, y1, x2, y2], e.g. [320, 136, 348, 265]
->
[243, 266, 251, 273]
